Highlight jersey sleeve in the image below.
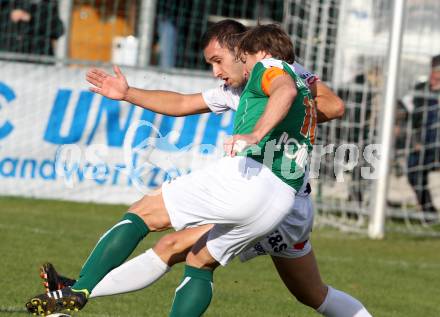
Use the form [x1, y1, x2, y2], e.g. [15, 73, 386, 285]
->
[292, 62, 319, 86]
[247, 60, 288, 97]
[201, 84, 241, 114]
[261, 67, 288, 95]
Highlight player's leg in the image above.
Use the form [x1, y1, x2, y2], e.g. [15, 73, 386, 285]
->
[27, 156, 291, 315]
[169, 232, 218, 317]
[78, 154, 272, 296]
[26, 157, 246, 315]
[26, 190, 172, 315]
[153, 225, 214, 266]
[90, 225, 213, 297]
[169, 176, 296, 317]
[88, 155, 281, 305]
[26, 156, 239, 314]
[239, 191, 372, 317]
[71, 190, 171, 294]
[39, 225, 214, 299]
[271, 250, 326, 308]
[271, 251, 372, 317]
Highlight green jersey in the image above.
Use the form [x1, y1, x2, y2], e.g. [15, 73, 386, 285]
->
[233, 58, 316, 191]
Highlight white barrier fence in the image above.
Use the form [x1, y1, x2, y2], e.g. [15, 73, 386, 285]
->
[0, 62, 233, 204]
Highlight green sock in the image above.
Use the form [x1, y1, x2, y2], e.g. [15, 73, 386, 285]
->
[72, 212, 149, 293]
[169, 265, 214, 317]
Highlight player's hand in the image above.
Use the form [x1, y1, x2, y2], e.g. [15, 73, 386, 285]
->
[224, 133, 260, 157]
[86, 65, 129, 100]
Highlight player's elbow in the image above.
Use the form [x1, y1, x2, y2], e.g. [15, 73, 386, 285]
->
[174, 96, 191, 117]
[173, 110, 187, 117]
[316, 82, 344, 119]
[177, 94, 208, 117]
[333, 96, 345, 118]
[158, 93, 194, 117]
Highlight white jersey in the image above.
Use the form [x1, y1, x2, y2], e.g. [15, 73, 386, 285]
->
[163, 156, 297, 265]
[202, 62, 319, 114]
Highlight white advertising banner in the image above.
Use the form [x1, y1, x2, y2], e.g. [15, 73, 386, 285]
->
[0, 62, 233, 204]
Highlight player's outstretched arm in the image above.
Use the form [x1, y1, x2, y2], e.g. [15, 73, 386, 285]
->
[310, 81, 345, 123]
[86, 65, 211, 117]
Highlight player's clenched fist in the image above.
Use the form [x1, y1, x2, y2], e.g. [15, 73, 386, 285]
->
[86, 65, 129, 100]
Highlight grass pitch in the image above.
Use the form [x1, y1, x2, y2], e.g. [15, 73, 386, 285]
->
[1, 196, 439, 317]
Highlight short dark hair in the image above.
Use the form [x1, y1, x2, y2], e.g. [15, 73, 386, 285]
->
[432, 54, 440, 70]
[236, 24, 295, 64]
[201, 19, 247, 52]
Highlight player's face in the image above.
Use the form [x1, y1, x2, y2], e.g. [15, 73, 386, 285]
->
[204, 39, 246, 88]
[240, 51, 270, 79]
[429, 69, 440, 92]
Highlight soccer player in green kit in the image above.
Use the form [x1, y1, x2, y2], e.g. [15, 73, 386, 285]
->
[26, 23, 371, 317]
[169, 24, 318, 316]
[170, 24, 369, 317]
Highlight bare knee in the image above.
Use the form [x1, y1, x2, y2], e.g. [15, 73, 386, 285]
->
[129, 192, 171, 231]
[186, 251, 217, 270]
[154, 234, 191, 266]
[186, 237, 219, 270]
[295, 284, 328, 309]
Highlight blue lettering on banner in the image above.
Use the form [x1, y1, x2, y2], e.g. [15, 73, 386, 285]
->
[156, 115, 200, 151]
[42, 90, 234, 154]
[20, 159, 37, 178]
[44, 89, 94, 144]
[59, 162, 79, 182]
[201, 112, 234, 153]
[86, 97, 135, 146]
[125, 153, 152, 188]
[93, 164, 110, 185]
[0, 76, 239, 200]
[0, 157, 18, 177]
[112, 163, 126, 185]
[0, 82, 16, 140]
[148, 167, 161, 188]
[39, 159, 56, 180]
[132, 109, 156, 148]
[0, 154, 193, 191]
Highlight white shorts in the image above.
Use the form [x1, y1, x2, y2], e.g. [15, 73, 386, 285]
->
[239, 192, 314, 262]
[162, 156, 297, 266]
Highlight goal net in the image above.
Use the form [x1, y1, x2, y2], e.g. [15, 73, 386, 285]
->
[284, 0, 440, 236]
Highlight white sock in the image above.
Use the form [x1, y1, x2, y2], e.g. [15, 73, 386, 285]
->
[317, 286, 372, 317]
[90, 249, 170, 298]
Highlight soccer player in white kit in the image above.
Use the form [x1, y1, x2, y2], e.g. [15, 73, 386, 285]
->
[27, 21, 371, 317]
